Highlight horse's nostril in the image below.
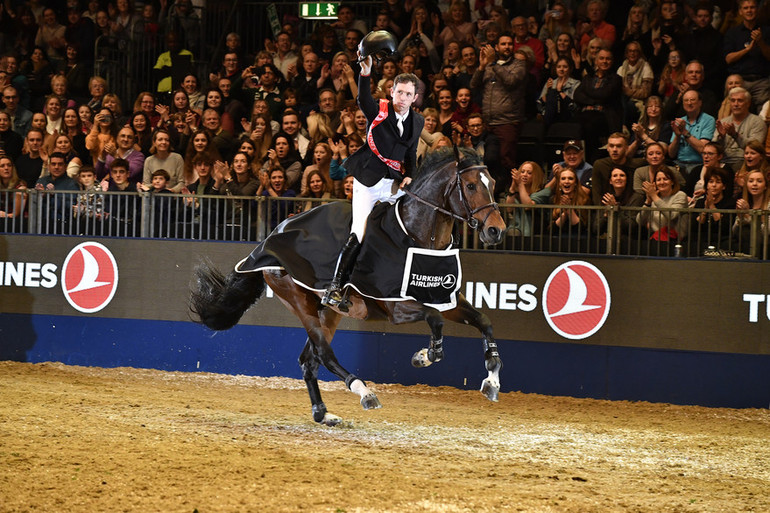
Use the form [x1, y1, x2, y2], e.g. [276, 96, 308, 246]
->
[487, 227, 500, 239]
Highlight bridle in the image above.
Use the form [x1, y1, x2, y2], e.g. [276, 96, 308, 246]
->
[402, 160, 500, 232]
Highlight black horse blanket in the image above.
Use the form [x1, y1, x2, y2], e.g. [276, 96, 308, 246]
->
[235, 201, 461, 311]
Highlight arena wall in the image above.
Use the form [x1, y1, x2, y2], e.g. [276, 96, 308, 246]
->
[1, 235, 768, 408]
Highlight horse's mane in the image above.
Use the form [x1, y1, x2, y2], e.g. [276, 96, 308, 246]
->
[413, 147, 484, 186]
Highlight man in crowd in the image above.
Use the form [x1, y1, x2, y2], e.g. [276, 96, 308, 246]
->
[591, 133, 641, 206]
[714, 86, 767, 167]
[723, 0, 770, 110]
[471, 32, 526, 196]
[668, 90, 716, 175]
[1, 86, 31, 136]
[663, 60, 719, 120]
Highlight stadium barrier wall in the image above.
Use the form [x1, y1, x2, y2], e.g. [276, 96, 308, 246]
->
[1, 234, 768, 408]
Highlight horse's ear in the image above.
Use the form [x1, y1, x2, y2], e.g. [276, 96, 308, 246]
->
[452, 141, 461, 165]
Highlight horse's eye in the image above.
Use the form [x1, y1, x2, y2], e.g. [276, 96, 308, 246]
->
[466, 183, 476, 191]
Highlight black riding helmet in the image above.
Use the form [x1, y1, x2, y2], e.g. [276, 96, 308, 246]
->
[357, 30, 398, 64]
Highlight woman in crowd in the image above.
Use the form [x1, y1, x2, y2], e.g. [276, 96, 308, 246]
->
[86, 76, 107, 111]
[617, 41, 654, 127]
[436, 88, 455, 129]
[95, 126, 145, 184]
[691, 166, 734, 254]
[657, 49, 684, 99]
[85, 106, 118, 164]
[59, 107, 87, 161]
[300, 141, 334, 197]
[733, 140, 769, 198]
[261, 133, 302, 192]
[538, 57, 581, 126]
[244, 99, 280, 135]
[633, 142, 684, 201]
[43, 94, 63, 135]
[637, 166, 688, 244]
[203, 88, 235, 135]
[78, 104, 93, 133]
[0, 156, 27, 221]
[133, 91, 161, 128]
[627, 96, 671, 158]
[618, 3, 650, 56]
[442, 87, 479, 138]
[686, 141, 731, 198]
[418, 107, 442, 165]
[538, 1, 574, 42]
[183, 129, 221, 187]
[551, 166, 591, 234]
[329, 52, 358, 103]
[504, 161, 549, 236]
[544, 32, 582, 80]
[101, 93, 125, 127]
[297, 169, 333, 213]
[215, 152, 258, 197]
[733, 169, 770, 256]
[246, 114, 273, 162]
[50, 134, 83, 178]
[594, 166, 642, 238]
[130, 111, 153, 156]
[62, 43, 90, 100]
[435, 1, 475, 57]
[23, 47, 55, 110]
[50, 74, 75, 111]
[142, 129, 184, 192]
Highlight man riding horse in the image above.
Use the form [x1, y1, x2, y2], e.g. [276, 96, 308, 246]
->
[321, 31, 425, 312]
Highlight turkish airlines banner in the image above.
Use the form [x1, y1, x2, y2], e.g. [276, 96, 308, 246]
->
[1, 235, 768, 356]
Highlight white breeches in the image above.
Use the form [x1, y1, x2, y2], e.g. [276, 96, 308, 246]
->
[351, 177, 404, 240]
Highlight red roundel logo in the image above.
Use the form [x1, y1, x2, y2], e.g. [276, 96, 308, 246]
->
[61, 242, 119, 313]
[542, 261, 610, 340]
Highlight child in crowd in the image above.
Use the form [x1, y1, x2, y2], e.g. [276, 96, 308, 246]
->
[73, 165, 103, 218]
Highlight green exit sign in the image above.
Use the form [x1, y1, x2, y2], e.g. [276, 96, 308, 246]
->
[299, 2, 339, 19]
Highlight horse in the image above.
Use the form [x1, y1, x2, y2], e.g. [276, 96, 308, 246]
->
[190, 148, 507, 426]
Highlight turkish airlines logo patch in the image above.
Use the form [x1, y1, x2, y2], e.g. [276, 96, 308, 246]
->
[61, 242, 119, 313]
[542, 261, 610, 340]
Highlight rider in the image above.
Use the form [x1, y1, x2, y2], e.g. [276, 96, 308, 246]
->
[322, 32, 425, 311]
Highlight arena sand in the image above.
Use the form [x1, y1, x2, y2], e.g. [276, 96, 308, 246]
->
[1, 361, 768, 513]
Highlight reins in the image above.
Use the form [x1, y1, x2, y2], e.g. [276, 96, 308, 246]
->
[402, 162, 499, 231]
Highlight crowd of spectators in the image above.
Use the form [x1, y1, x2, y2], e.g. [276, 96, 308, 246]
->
[1, 0, 770, 256]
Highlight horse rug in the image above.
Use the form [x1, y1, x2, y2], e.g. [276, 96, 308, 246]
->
[235, 201, 462, 311]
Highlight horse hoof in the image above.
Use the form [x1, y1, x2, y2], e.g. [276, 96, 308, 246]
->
[361, 393, 382, 410]
[319, 413, 343, 426]
[480, 379, 500, 402]
[411, 348, 432, 368]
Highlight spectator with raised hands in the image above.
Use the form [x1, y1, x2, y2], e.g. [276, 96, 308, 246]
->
[95, 126, 144, 185]
[715, 87, 767, 168]
[505, 160, 549, 236]
[637, 165, 688, 244]
[627, 96, 671, 159]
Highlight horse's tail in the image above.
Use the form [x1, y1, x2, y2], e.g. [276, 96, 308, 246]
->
[190, 261, 265, 331]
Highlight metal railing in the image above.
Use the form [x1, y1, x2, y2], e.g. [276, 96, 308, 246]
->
[2, 190, 768, 259]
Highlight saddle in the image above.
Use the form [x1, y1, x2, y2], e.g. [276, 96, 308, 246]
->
[236, 201, 461, 310]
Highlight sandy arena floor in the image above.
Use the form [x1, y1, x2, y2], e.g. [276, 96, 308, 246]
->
[0, 361, 768, 513]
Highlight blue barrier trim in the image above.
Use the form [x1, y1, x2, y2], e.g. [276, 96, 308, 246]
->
[1, 313, 767, 409]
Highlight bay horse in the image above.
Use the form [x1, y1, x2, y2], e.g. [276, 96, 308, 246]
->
[191, 148, 507, 426]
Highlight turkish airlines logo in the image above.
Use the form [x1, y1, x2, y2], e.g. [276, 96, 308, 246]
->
[61, 242, 119, 313]
[542, 261, 611, 340]
[441, 274, 457, 289]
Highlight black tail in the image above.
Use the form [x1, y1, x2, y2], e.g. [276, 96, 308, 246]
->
[190, 261, 265, 331]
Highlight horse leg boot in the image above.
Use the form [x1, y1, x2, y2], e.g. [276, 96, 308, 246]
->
[321, 233, 360, 312]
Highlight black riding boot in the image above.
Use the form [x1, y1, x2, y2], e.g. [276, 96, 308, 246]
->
[321, 233, 361, 312]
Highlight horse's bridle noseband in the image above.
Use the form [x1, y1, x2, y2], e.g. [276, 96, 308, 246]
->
[403, 162, 500, 231]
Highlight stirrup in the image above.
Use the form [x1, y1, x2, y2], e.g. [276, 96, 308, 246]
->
[321, 286, 350, 312]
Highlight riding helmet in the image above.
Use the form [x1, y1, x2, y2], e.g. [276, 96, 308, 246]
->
[358, 30, 398, 63]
